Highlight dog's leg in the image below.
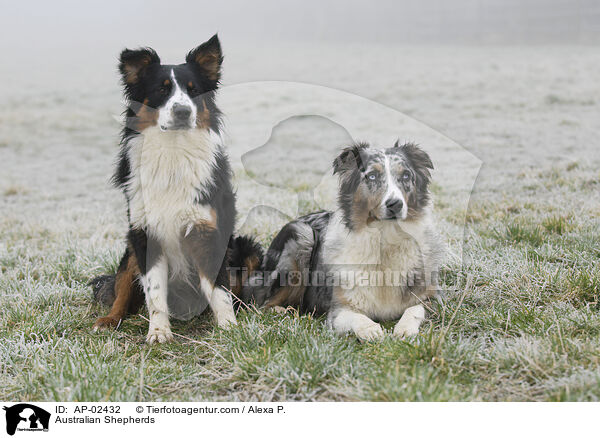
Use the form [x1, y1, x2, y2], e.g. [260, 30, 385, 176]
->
[200, 276, 237, 328]
[393, 304, 425, 338]
[93, 248, 139, 331]
[329, 307, 384, 341]
[143, 255, 173, 344]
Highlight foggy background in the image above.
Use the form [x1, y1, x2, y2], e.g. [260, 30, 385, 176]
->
[1, 0, 598, 97]
[1, 0, 600, 51]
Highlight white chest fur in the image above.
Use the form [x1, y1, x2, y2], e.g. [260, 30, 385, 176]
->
[324, 212, 434, 321]
[125, 127, 219, 254]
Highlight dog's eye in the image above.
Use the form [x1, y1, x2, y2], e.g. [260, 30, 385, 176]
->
[367, 173, 378, 181]
[401, 171, 411, 181]
[159, 80, 172, 94]
[188, 82, 197, 93]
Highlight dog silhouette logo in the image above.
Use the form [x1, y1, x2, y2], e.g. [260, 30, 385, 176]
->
[2, 404, 50, 435]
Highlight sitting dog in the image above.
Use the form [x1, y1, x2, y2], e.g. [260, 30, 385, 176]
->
[243, 142, 444, 340]
[91, 35, 262, 343]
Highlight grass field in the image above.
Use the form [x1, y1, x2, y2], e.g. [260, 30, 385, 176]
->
[1, 45, 599, 401]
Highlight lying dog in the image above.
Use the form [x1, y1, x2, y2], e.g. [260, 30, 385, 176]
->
[244, 142, 444, 340]
[91, 35, 262, 343]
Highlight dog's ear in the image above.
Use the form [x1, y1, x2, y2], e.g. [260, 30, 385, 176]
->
[333, 143, 368, 175]
[398, 142, 433, 177]
[186, 34, 223, 82]
[119, 48, 160, 85]
[395, 141, 433, 171]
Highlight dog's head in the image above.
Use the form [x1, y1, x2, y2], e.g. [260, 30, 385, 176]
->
[119, 34, 222, 133]
[333, 141, 434, 229]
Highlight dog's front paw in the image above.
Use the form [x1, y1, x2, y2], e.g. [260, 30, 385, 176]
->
[269, 305, 288, 314]
[393, 320, 420, 338]
[355, 322, 385, 341]
[216, 311, 237, 329]
[93, 316, 121, 332]
[146, 327, 174, 344]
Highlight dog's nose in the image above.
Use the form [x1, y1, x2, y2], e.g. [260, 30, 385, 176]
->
[385, 198, 404, 214]
[173, 103, 192, 120]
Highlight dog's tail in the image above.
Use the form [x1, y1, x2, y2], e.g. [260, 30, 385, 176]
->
[89, 249, 144, 314]
[241, 221, 316, 310]
[89, 274, 117, 307]
[227, 235, 264, 307]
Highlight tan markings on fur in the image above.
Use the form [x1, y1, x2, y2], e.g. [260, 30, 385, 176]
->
[244, 255, 261, 273]
[263, 260, 306, 308]
[228, 271, 243, 297]
[188, 81, 193, 88]
[195, 207, 217, 230]
[264, 286, 295, 308]
[196, 100, 211, 129]
[124, 55, 152, 84]
[371, 163, 383, 173]
[93, 248, 140, 329]
[163, 79, 170, 86]
[135, 98, 158, 131]
[194, 53, 220, 81]
[352, 184, 384, 229]
[111, 248, 140, 318]
[229, 254, 261, 298]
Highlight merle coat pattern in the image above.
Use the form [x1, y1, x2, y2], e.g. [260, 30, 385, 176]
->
[244, 142, 444, 340]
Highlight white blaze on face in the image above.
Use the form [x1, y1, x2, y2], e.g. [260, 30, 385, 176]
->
[383, 155, 408, 220]
[157, 69, 197, 130]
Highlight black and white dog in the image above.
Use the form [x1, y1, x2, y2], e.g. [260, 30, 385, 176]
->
[244, 142, 444, 340]
[92, 35, 262, 343]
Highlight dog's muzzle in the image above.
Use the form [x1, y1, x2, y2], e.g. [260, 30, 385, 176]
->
[168, 103, 193, 130]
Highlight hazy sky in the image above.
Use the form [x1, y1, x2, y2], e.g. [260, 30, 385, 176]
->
[1, 0, 599, 54]
[0, 0, 597, 94]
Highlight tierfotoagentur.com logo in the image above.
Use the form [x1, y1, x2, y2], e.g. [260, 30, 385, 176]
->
[229, 266, 441, 290]
[2, 404, 50, 435]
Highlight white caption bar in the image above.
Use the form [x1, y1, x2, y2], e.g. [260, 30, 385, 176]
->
[0, 402, 596, 437]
